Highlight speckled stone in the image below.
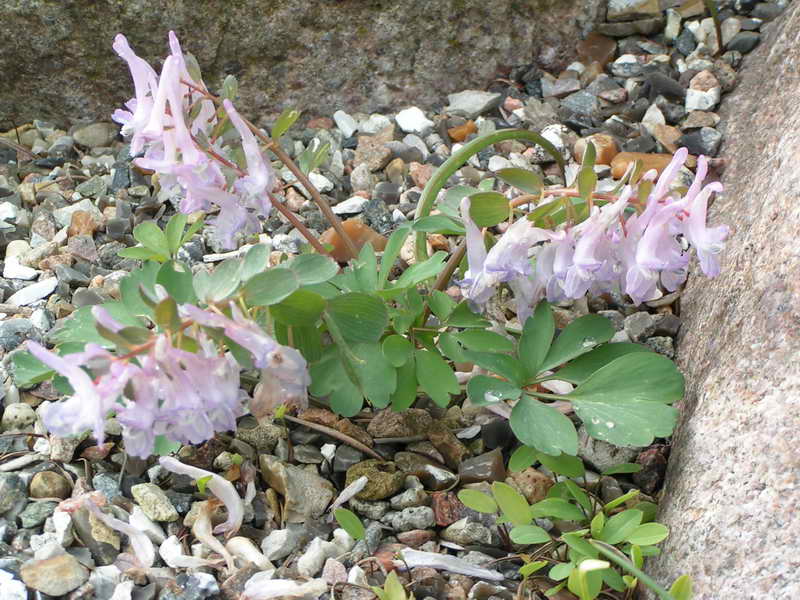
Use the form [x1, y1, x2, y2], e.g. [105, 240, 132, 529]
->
[646, 6, 800, 598]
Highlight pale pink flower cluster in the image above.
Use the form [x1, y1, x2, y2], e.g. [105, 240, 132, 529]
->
[112, 32, 275, 248]
[28, 305, 308, 458]
[461, 149, 729, 320]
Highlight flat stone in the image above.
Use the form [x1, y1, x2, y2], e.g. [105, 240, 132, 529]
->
[29, 471, 71, 499]
[333, 196, 369, 215]
[19, 501, 57, 528]
[595, 17, 665, 38]
[345, 460, 405, 501]
[609, 54, 644, 77]
[726, 31, 761, 53]
[606, 0, 660, 22]
[1, 402, 37, 431]
[394, 452, 458, 491]
[20, 554, 88, 596]
[72, 123, 118, 147]
[576, 32, 617, 67]
[366, 408, 432, 438]
[259, 455, 335, 522]
[390, 506, 435, 532]
[395, 107, 434, 136]
[427, 422, 468, 469]
[441, 518, 492, 545]
[507, 468, 554, 504]
[6, 278, 58, 306]
[561, 90, 600, 117]
[610, 152, 676, 179]
[445, 90, 502, 120]
[577, 426, 641, 472]
[677, 127, 722, 156]
[131, 483, 179, 522]
[354, 136, 393, 172]
[458, 448, 506, 484]
[53, 198, 104, 229]
[333, 110, 358, 137]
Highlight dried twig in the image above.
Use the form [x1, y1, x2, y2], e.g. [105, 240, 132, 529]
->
[283, 415, 382, 460]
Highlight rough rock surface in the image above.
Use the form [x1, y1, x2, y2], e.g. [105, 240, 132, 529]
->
[646, 5, 800, 599]
[0, 0, 602, 126]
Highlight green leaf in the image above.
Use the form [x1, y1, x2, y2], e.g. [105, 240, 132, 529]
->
[549, 563, 574, 582]
[590, 513, 605, 539]
[468, 191, 510, 227]
[272, 108, 301, 140]
[196, 475, 213, 495]
[353, 342, 397, 408]
[326, 292, 389, 344]
[11, 350, 54, 388]
[561, 532, 599, 559]
[626, 523, 669, 546]
[568, 353, 683, 446]
[437, 332, 467, 363]
[119, 262, 159, 318]
[243, 267, 299, 306]
[463, 350, 525, 386]
[491, 482, 531, 526]
[390, 359, 418, 412]
[165, 213, 188, 255]
[601, 463, 642, 476]
[205, 258, 244, 303]
[241, 244, 270, 282]
[519, 560, 548, 578]
[133, 221, 170, 257]
[286, 253, 338, 285]
[539, 315, 615, 372]
[551, 343, 651, 385]
[537, 452, 585, 478]
[496, 168, 543, 195]
[221, 74, 238, 100]
[156, 260, 196, 304]
[578, 165, 597, 206]
[508, 446, 538, 472]
[353, 243, 378, 293]
[382, 335, 413, 367]
[466, 375, 521, 406]
[393, 251, 447, 289]
[510, 396, 578, 456]
[117, 246, 166, 262]
[377, 226, 411, 289]
[427, 290, 456, 321]
[580, 141, 596, 169]
[510, 524, 551, 545]
[603, 490, 639, 513]
[446, 301, 490, 328]
[438, 185, 479, 218]
[52, 302, 143, 348]
[564, 480, 592, 514]
[599, 509, 643, 545]
[334, 508, 365, 540]
[180, 216, 205, 245]
[270, 289, 326, 326]
[630, 544, 644, 569]
[454, 330, 514, 353]
[519, 301, 554, 378]
[530, 498, 586, 522]
[153, 435, 181, 456]
[412, 215, 465, 235]
[415, 349, 459, 408]
[457, 489, 498, 514]
[310, 350, 363, 417]
[154, 297, 181, 331]
[669, 575, 693, 600]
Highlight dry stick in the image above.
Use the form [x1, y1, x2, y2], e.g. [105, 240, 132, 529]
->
[267, 192, 329, 255]
[283, 415, 382, 460]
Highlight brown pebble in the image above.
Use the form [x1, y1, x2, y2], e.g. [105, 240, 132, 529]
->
[431, 491, 467, 527]
[447, 120, 477, 142]
[689, 70, 721, 92]
[408, 161, 434, 188]
[29, 471, 72, 499]
[397, 529, 436, 547]
[68, 210, 97, 237]
[319, 218, 387, 263]
[577, 32, 617, 67]
[573, 133, 619, 165]
[652, 124, 682, 153]
[507, 468, 554, 504]
[307, 117, 334, 130]
[611, 152, 678, 179]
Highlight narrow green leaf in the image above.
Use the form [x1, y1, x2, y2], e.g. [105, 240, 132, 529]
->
[510, 396, 578, 456]
[165, 213, 187, 255]
[446, 301, 490, 328]
[154, 297, 181, 331]
[117, 246, 166, 262]
[334, 508, 365, 540]
[530, 498, 586, 522]
[496, 168, 543, 195]
[581, 141, 597, 169]
[393, 251, 447, 289]
[468, 191, 510, 227]
[578, 168, 598, 206]
[377, 226, 411, 290]
[601, 463, 642, 476]
[537, 452, 585, 478]
[457, 489, 498, 514]
[603, 489, 639, 513]
[599, 510, 643, 545]
[519, 301, 554, 379]
[539, 315, 615, 372]
[492, 482, 531, 526]
[243, 267, 299, 306]
[510, 524, 551, 545]
[463, 349, 525, 386]
[272, 107, 301, 140]
[467, 375, 521, 406]
[519, 560, 548, 578]
[415, 349, 459, 408]
[669, 575, 693, 600]
[626, 523, 669, 546]
[180, 216, 205, 245]
[550, 342, 651, 385]
[454, 330, 515, 353]
[564, 480, 592, 514]
[590, 513, 605, 539]
[561, 532, 599, 559]
[221, 74, 238, 100]
[327, 292, 389, 344]
[412, 215, 465, 235]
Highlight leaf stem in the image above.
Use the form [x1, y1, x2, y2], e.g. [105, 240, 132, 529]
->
[589, 541, 675, 600]
[414, 129, 566, 263]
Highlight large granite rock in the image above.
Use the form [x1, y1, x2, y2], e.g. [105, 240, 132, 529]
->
[0, 0, 602, 126]
[647, 5, 800, 599]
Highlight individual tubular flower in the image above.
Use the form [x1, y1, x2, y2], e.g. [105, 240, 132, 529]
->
[111, 34, 159, 153]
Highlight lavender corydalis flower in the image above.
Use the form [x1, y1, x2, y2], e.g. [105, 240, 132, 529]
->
[459, 148, 728, 315]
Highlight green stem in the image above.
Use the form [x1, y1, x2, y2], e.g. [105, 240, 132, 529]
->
[590, 541, 675, 600]
[413, 129, 566, 263]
